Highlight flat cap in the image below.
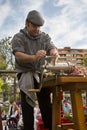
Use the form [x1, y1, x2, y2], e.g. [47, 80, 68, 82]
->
[26, 10, 45, 26]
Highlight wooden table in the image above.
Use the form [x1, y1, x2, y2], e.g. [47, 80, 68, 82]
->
[43, 76, 87, 130]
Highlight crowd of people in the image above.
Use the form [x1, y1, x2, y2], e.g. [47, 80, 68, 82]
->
[1, 101, 22, 130]
[1, 97, 87, 130]
[1, 99, 71, 129]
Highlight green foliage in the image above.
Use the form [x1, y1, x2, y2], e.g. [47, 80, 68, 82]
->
[64, 112, 73, 120]
[0, 53, 7, 70]
[83, 57, 87, 66]
[1, 83, 9, 91]
[0, 78, 3, 92]
[0, 37, 15, 69]
[1, 105, 9, 114]
[1, 83, 9, 101]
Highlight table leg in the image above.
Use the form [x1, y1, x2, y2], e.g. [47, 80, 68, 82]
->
[52, 87, 62, 130]
[70, 88, 87, 130]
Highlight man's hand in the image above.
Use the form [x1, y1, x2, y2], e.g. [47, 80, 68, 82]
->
[49, 48, 60, 64]
[35, 50, 46, 61]
[50, 48, 60, 57]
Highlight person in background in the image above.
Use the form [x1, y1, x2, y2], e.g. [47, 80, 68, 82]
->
[8, 101, 20, 121]
[1, 110, 7, 120]
[1, 110, 7, 130]
[34, 100, 41, 130]
[63, 100, 72, 115]
[12, 10, 60, 130]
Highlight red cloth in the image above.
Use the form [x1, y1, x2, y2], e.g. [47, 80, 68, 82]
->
[37, 116, 87, 130]
[61, 117, 73, 123]
[36, 118, 49, 130]
[59, 90, 63, 100]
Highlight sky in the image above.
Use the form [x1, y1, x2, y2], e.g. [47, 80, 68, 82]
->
[0, 0, 87, 49]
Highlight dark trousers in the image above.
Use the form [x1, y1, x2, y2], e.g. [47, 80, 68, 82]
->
[20, 87, 52, 130]
[18, 72, 52, 130]
[37, 88, 52, 130]
[20, 90, 34, 130]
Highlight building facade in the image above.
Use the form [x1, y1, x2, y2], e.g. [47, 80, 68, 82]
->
[58, 47, 87, 67]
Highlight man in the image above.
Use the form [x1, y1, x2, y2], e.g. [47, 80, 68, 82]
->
[12, 10, 59, 130]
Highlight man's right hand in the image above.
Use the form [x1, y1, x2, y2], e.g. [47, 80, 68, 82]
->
[35, 50, 46, 61]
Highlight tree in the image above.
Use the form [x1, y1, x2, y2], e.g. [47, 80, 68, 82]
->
[0, 37, 15, 70]
[83, 57, 87, 67]
[0, 78, 3, 92]
[0, 53, 7, 70]
[0, 37, 16, 102]
[1, 83, 9, 101]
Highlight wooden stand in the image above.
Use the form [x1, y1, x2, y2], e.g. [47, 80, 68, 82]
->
[43, 76, 87, 130]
